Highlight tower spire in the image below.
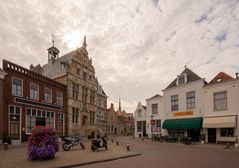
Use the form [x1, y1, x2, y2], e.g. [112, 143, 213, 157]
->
[48, 34, 60, 64]
[118, 98, 121, 112]
[83, 36, 87, 47]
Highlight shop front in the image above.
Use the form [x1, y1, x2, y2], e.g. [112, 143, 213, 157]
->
[136, 120, 146, 138]
[162, 117, 202, 141]
[203, 115, 237, 144]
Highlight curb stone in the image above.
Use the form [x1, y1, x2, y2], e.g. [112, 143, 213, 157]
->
[57, 153, 142, 168]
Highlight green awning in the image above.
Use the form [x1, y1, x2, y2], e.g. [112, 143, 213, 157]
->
[162, 117, 202, 129]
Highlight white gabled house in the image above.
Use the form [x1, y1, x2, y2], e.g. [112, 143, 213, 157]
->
[146, 94, 163, 138]
[134, 67, 239, 145]
[203, 72, 239, 144]
[162, 67, 206, 141]
[134, 102, 147, 138]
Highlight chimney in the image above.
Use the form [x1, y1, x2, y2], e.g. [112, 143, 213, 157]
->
[29, 64, 34, 70]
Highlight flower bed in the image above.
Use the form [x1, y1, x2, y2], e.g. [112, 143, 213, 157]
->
[27, 126, 59, 160]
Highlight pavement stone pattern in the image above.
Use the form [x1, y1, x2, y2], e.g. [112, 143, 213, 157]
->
[0, 138, 137, 168]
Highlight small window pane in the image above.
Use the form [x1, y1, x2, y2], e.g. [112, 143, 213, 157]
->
[10, 106, 14, 114]
[42, 111, 46, 117]
[27, 109, 31, 115]
[51, 112, 54, 118]
[15, 107, 20, 115]
[47, 112, 51, 118]
[37, 110, 41, 117]
[32, 109, 36, 116]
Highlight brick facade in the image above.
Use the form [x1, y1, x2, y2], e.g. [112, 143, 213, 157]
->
[2, 60, 67, 141]
[0, 69, 7, 140]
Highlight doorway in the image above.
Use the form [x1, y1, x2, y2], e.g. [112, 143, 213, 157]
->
[142, 121, 146, 137]
[188, 129, 200, 142]
[114, 127, 117, 134]
[208, 128, 216, 143]
[82, 116, 87, 126]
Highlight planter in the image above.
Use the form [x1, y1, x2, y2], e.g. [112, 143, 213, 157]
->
[28, 126, 59, 160]
[11, 139, 21, 145]
[201, 141, 205, 144]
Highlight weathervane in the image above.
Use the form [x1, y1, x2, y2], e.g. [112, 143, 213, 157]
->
[51, 33, 62, 47]
[51, 34, 55, 47]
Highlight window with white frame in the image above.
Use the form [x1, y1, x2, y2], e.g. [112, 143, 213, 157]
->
[12, 77, 23, 96]
[177, 74, 187, 85]
[30, 83, 39, 100]
[214, 91, 227, 111]
[9, 106, 21, 137]
[138, 109, 142, 118]
[56, 92, 63, 106]
[58, 113, 64, 124]
[151, 120, 161, 132]
[151, 104, 158, 114]
[44, 88, 52, 103]
[26, 108, 54, 133]
[171, 95, 178, 111]
[186, 91, 195, 109]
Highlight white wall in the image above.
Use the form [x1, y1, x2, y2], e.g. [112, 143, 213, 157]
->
[203, 81, 239, 117]
[163, 80, 204, 119]
[134, 102, 147, 137]
[203, 80, 239, 142]
[146, 96, 163, 138]
[162, 79, 205, 136]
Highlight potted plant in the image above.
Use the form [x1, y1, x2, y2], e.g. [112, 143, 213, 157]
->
[27, 126, 59, 160]
[200, 134, 206, 144]
[10, 135, 21, 145]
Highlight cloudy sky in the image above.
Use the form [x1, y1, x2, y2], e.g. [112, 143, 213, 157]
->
[0, 0, 239, 112]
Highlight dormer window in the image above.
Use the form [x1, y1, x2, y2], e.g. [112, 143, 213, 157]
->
[61, 62, 66, 69]
[216, 77, 223, 82]
[177, 73, 187, 85]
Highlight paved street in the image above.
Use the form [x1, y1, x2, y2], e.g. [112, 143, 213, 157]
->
[81, 136, 239, 168]
[0, 137, 137, 168]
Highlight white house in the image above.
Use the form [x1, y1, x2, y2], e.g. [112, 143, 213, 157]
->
[134, 102, 147, 138]
[146, 94, 163, 138]
[203, 72, 239, 144]
[162, 67, 205, 141]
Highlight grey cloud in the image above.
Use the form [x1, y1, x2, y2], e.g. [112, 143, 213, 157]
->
[215, 31, 227, 45]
